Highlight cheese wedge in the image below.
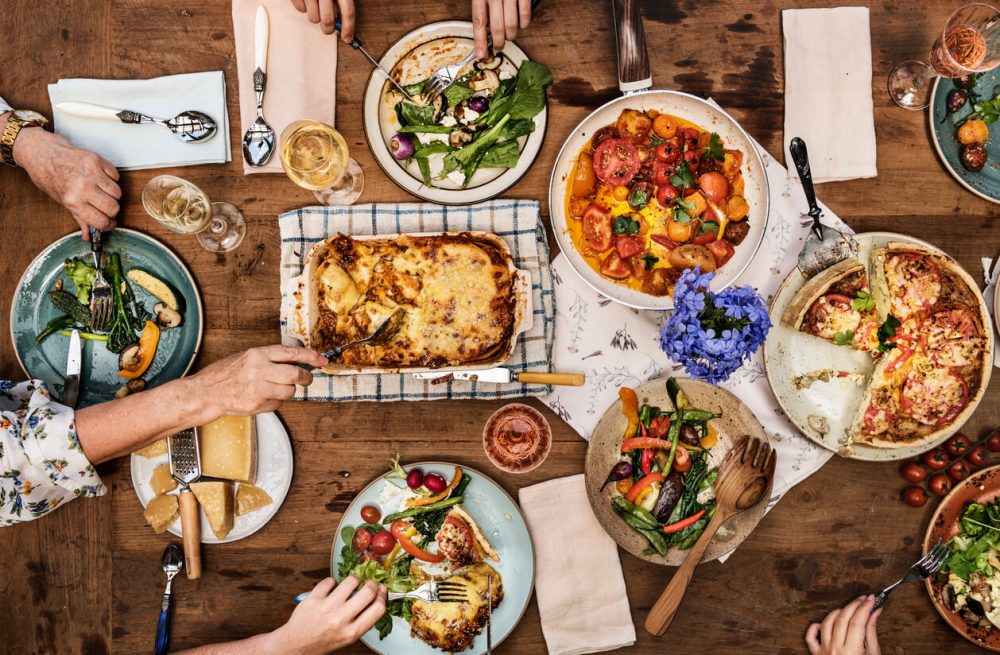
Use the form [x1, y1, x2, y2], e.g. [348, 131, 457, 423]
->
[236, 483, 273, 516]
[135, 438, 168, 458]
[198, 416, 257, 483]
[144, 494, 178, 534]
[149, 464, 177, 495]
[190, 481, 235, 540]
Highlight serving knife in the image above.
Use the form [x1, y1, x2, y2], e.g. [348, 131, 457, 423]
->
[62, 329, 82, 408]
[168, 429, 202, 580]
[413, 368, 585, 386]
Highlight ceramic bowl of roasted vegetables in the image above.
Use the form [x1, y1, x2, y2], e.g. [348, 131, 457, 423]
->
[584, 377, 772, 565]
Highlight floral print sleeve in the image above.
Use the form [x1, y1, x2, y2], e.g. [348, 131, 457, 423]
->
[0, 380, 105, 525]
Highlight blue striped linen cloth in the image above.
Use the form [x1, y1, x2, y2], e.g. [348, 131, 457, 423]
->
[278, 200, 555, 401]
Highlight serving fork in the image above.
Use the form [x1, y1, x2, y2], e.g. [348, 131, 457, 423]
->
[873, 541, 949, 608]
[388, 579, 470, 603]
[87, 228, 113, 332]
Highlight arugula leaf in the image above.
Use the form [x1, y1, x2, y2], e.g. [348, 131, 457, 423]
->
[416, 157, 431, 184]
[507, 60, 553, 119]
[412, 141, 452, 158]
[612, 214, 640, 235]
[702, 132, 724, 160]
[498, 118, 536, 140]
[852, 289, 875, 312]
[641, 253, 659, 269]
[970, 91, 1000, 124]
[395, 100, 437, 126]
[441, 114, 511, 177]
[833, 330, 854, 346]
[443, 81, 475, 107]
[397, 124, 453, 134]
[670, 161, 695, 188]
[877, 315, 901, 353]
[478, 140, 521, 169]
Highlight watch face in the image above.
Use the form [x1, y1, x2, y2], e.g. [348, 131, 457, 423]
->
[12, 110, 47, 123]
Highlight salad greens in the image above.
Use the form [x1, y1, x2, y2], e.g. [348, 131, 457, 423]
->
[945, 500, 1000, 581]
[63, 258, 96, 304]
[338, 525, 417, 639]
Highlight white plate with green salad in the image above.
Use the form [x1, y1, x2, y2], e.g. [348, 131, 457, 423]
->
[363, 21, 551, 204]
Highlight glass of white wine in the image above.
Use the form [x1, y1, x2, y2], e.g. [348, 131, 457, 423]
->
[279, 119, 364, 205]
[142, 175, 246, 252]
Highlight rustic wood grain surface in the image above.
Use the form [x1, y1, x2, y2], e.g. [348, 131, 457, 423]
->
[2, 1, 999, 653]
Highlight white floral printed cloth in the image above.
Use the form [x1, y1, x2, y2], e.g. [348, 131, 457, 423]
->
[0, 380, 105, 526]
[543, 129, 844, 523]
[979, 257, 1000, 368]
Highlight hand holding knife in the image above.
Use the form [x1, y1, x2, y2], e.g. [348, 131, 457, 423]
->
[62, 329, 82, 408]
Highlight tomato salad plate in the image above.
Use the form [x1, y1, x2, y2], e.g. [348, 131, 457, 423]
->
[765, 232, 993, 462]
[585, 377, 772, 565]
[925, 463, 1000, 652]
[363, 21, 549, 204]
[330, 459, 534, 655]
[10, 228, 202, 407]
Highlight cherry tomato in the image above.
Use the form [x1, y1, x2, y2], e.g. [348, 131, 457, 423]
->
[656, 183, 679, 206]
[655, 142, 681, 164]
[945, 434, 972, 458]
[406, 469, 424, 490]
[582, 203, 614, 253]
[698, 172, 730, 205]
[591, 125, 620, 149]
[615, 234, 645, 259]
[988, 429, 1000, 452]
[360, 505, 381, 524]
[902, 485, 929, 508]
[680, 127, 700, 145]
[928, 473, 953, 496]
[370, 529, 397, 555]
[683, 148, 702, 171]
[352, 527, 372, 552]
[615, 109, 653, 144]
[948, 459, 971, 481]
[967, 445, 990, 468]
[921, 448, 949, 471]
[899, 461, 928, 483]
[705, 239, 735, 267]
[423, 473, 447, 494]
[672, 446, 692, 473]
[592, 138, 641, 186]
[612, 185, 630, 202]
[652, 114, 678, 140]
[652, 162, 676, 187]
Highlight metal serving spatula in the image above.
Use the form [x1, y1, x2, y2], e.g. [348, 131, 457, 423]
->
[790, 137, 858, 278]
[168, 429, 202, 580]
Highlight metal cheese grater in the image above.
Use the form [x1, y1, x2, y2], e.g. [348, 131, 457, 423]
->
[168, 428, 201, 486]
[168, 428, 202, 579]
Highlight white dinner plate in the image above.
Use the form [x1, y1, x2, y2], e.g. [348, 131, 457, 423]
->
[129, 412, 293, 543]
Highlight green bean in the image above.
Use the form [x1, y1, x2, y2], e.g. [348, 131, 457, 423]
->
[381, 496, 463, 524]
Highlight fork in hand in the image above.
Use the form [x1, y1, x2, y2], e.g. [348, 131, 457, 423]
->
[388, 579, 469, 603]
[873, 541, 949, 608]
[88, 227, 114, 332]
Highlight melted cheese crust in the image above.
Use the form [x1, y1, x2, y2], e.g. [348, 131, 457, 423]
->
[313, 234, 517, 368]
[410, 563, 503, 652]
[884, 253, 941, 321]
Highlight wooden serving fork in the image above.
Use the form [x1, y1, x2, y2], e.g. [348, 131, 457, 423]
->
[645, 436, 776, 636]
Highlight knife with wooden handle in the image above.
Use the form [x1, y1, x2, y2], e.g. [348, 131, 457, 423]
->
[413, 368, 586, 386]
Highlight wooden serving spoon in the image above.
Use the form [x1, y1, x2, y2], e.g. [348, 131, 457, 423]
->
[645, 436, 776, 636]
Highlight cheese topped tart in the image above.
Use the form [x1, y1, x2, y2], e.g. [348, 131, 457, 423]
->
[312, 233, 518, 369]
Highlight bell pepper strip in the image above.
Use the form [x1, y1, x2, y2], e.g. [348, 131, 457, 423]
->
[390, 520, 444, 563]
[662, 508, 707, 534]
[634, 483, 656, 507]
[619, 387, 639, 439]
[700, 422, 719, 450]
[405, 466, 462, 507]
[640, 448, 654, 475]
[624, 472, 664, 503]
[119, 321, 160, 379]
[615, 478, 633, 495]
[621, 437, 675, 452]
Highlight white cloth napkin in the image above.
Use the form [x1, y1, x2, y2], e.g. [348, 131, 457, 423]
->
[783, 7, 877, 182]
[543, 107, 840, 561]
[47, 71, 231, 170]
[519, 475, 636, 655]
[980, 257, 1000, 367]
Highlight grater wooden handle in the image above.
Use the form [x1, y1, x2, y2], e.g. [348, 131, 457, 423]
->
[179, 488, 202, 580]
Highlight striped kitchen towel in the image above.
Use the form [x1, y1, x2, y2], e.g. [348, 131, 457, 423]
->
[278, 200, 556, 402]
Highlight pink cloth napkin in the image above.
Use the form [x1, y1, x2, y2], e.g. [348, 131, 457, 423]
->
[232, 0, 338, 174]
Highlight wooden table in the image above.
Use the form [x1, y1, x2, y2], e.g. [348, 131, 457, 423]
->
[2, 1, 998, 653]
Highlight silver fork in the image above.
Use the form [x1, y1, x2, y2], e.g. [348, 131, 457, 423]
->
[87, 227, 113, 332]
[388, 579, 469, 603]
[873, 541, 950, 608]
[422, 49, 479, 106]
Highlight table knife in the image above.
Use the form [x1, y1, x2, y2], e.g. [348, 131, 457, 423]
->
[168, 429, 202, 580]
[62, 329, 81, 408]
[413, 368, 585, 386]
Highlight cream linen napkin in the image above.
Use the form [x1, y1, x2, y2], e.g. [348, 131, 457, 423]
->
[783, 7, 877, 182]
[520, 475, 636, 655]
[232, 0, 338, 174]
[48, 72, 231, 170]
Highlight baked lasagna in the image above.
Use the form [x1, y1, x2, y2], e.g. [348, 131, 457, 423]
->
[312, 233, 518, 368]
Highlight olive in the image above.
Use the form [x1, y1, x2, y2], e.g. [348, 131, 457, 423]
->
[961, 142, 988, 172]
[956, 75, 976, 90]
[947, 88, 969, 113]
[679, 424, 701, 448]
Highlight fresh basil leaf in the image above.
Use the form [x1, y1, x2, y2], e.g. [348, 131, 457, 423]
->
[699, 220, 719, 236]
[851, 290, 875, 312]
[877, 315, 901, 352]
[612, 215, 640, 235]
[673, 207, 693, 224]
[833, 330, 854, 346]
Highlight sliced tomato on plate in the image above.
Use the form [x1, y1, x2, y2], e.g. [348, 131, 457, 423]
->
[600, 251, 632, 279]
[593, 138, 641, 186]
[582, 203, 614, 253]
[616, 234, 645, 259]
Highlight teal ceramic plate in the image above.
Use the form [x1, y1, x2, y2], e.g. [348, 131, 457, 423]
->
[930, 72, 1000, 203]
[10, 229, 203, 407]
[330, 461, 534, 655]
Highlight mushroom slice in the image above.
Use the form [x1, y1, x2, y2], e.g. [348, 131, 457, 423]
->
[474, 55, 502, 71]
[449, 129, 474, 149]
[469, 69, 500, 94]
[431, 94, 447, 122]
[154, 302, 183, 329]
[118, 343, 142, 372]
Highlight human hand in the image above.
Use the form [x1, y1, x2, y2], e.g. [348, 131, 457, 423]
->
[471, 0, 532, 58]
[289, 0, 355, 41]
[13, 127, 120, 240]
[273, 577, 387, 655]
[805, 595, 882, 655]
[188, 345, 327, 418]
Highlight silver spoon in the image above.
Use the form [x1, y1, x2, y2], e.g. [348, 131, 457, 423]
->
[56, 101, 217, 143]
[154, 544, 184, 655]
[242, 5, 276, 166]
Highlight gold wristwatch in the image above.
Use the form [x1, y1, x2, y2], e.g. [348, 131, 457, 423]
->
[1, 109, 49, 167]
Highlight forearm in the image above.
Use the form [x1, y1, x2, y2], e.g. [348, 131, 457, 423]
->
[74, 377, 219, 464]
[172, 630, 282, 655]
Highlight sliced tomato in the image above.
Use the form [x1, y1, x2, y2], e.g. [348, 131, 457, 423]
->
[592, 138, 641, 186]
[650, 234, 678, 250]
[616, 234, 645, 258]
[824, 293, 854, 306]
[705, 239, 735, 267]
[615, 109, 653, 144]
[692, 230, 716, 246]
[884, 347, 914, 374]
[582, 203, 614, 252]
[641, 267, 676, 296]
[698, 172, 730, 205]
[600, 252, 632, 279]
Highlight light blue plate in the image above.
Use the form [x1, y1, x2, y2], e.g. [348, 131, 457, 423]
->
[930, 71, 1000, 203]
[329, 461, 535, 655]
[10, 228, 203, 407]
